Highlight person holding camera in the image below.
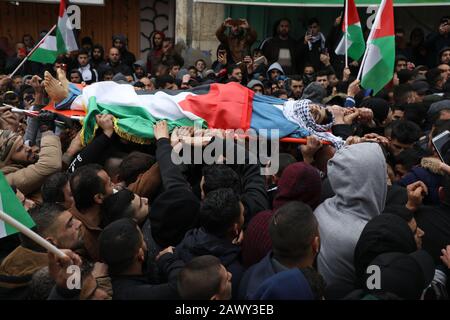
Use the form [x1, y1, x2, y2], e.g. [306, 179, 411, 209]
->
[298, 18, 330, 74]
[425, 16, 450, 67]
[216, 17, 257, 65]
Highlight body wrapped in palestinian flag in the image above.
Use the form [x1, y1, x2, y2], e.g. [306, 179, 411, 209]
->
[52, 81, 344, 148]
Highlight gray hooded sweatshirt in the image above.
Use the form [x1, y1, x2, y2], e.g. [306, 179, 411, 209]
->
[313, 143, 387, 298]
[266, 62, 285, 79]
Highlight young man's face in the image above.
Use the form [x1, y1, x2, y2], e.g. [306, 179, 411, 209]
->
[188, 68, 197, 78]
[328, 74, 339, 87]
[130, 194, 149, 225]
[50, 211, 83, 250]
[97, 170, 115, 198]
[103, 73, 114, 81]
[278, 20, 290, 37]
[309, 22, 320, 36]
[93, 48, 103, 60]
[113, 39, 124, 50]
[395, 60, 408, 73]
[70, 72, 82, 83]
[309, 104, 327, 124]
[153, 34, 163, 47]
[230, 68, 243, 82]
[252, 85, 264, 95]
[78, 54, 89, 67]
[253, 51, 262, 59]
[196, 61, 206, 72]
[10, 138, 39, 165]
[304, 66, 315, 76]
[12, 77, 23, 90]
[23, 36, 33, 47]
[270, 69, 280, 81]
[417, 70, 428, 78]
[170, 65, 180, 78]
[389, 138, 413, 156]
[438, 64, 450, 82]
[290, 79, 304, 98]
[140, 77, 154, 91]
[134, 66, 145, 79]
[392, 109, 404, 121]
[440, 49, 450, 64]
[316, 75, 329, 89]
[214, 264, 232, 300]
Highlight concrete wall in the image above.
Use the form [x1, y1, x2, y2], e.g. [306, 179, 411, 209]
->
[175, 0, 224, 62]
[140, 0, 176, 60]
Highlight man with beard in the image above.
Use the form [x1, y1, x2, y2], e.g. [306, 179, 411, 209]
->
[216, 17, 257, 64]
[0, 116, 62, 197]
[260, 18, 298, 75]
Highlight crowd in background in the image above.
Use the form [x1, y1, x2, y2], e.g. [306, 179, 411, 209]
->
[0, 14, 450, 300]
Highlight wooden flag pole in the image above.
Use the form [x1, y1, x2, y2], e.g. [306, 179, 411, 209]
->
[344, 0, 349, 68]
[0, 210, 67, 259]
[8, 24, 57, 79]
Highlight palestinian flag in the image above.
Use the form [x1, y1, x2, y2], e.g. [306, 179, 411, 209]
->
[29, 0, 78, 64]
[0, 173, 35, 239]
[335, 0, 365, 61]
[52, 81, 300, 145]
[360, 0, 395, 95]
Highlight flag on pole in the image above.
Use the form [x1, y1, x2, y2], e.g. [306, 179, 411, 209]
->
[0, 172, 35, 239]
[29, 0, 78, 64]
[360, 0, 395, 95]
[335, 0, 365, 61]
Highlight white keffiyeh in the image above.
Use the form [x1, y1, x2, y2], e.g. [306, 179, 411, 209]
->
[283, 99, 344, 149]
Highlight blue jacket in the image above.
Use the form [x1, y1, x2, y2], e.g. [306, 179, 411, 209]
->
[398, 166, 444, 205]
[175, 228, 244, 298]
[238, 252, 287, 300]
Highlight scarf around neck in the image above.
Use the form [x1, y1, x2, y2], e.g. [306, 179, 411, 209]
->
[283, 99, 344, 149]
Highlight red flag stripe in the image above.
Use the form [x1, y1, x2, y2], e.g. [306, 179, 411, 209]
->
[371, 0, 395, 39]
[59, 0, 66, 18]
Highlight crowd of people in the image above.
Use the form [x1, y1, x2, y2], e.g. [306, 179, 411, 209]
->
[0, 13, 450, 301]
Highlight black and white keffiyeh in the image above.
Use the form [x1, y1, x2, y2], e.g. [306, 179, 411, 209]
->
[283, 99, 344, 149]
[308, 32, 326, 51]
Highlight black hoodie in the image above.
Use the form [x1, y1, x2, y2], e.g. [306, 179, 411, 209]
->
[176, 227, 244, 298]
[354, 214, 417, 288]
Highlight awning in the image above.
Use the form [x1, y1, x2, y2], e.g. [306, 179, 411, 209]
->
[194, 0, 450, 7]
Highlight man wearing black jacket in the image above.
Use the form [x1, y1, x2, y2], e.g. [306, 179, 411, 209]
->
[260, 19, 297, 75]
[99, 218, 183, 300]
[415, 174, 450, 266]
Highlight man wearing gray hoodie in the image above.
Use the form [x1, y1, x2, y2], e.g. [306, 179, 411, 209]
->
[313, 143, 387, 299]
[266, 62, 285, 83]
